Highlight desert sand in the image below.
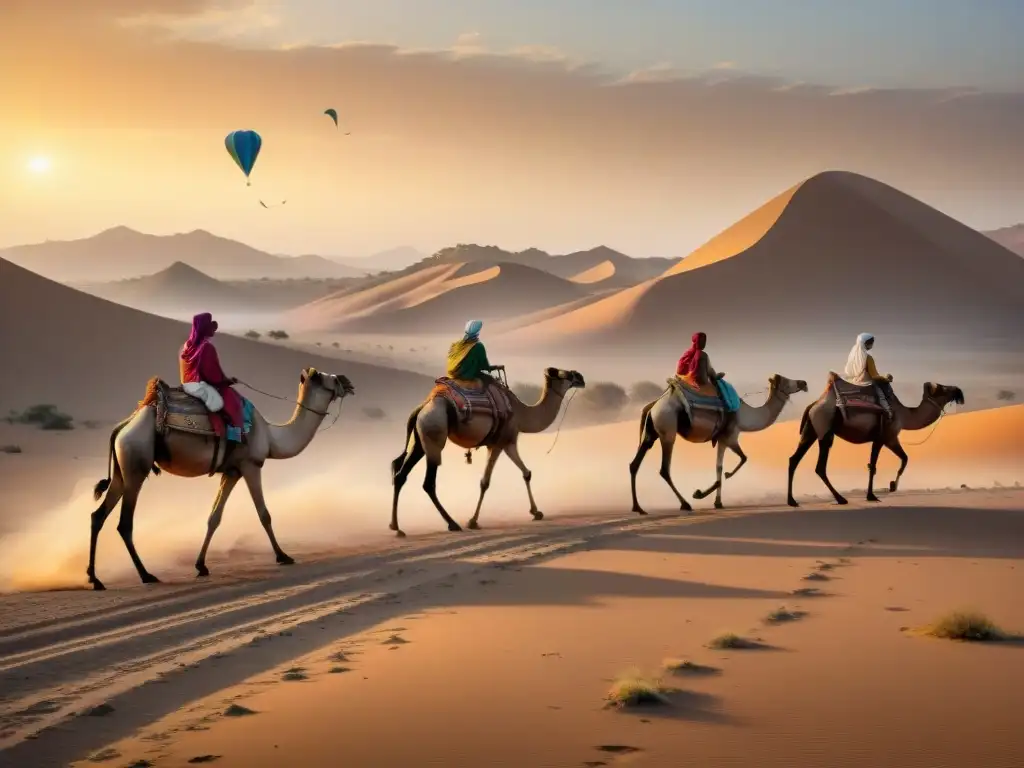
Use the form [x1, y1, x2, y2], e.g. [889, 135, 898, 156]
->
[0, 489, 1021, 767]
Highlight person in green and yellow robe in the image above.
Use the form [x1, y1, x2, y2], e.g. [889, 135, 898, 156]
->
[446, 319, 498, 387]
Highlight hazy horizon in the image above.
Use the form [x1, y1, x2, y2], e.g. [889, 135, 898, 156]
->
[2, 1, 1022, 259]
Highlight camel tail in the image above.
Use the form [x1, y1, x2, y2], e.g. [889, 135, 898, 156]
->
[638, 401, 656, 444]
[798, 404, 812, 436]
[93, 415, 138, 500]
[392, 406, 423, 483]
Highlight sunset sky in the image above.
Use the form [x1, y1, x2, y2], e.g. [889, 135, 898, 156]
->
[2, 0, 1021, 258]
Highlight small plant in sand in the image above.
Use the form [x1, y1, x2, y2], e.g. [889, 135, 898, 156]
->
[244, 330, 261, 340]
[913, 610, 1010, 642]
[267, 329, 290, 340]
[707, 632, 757, 650]
[604, 671, 672, 709]
[764, 606, 805, 625]
[662, 658, 717, 676]
[791, 587, 823, 597]
[223, 703, 257, 717]
[9, 404, 74, 431]
[802, 571, 830, 582]
[281, 667, 309, 681]
[1, 445, 22, 454]
[362, 406, 387, 420]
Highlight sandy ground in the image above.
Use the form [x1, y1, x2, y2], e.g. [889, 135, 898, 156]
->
[0, 489, 1021, 767]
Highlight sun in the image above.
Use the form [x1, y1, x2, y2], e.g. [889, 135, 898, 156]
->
[27, 156, 51, 174]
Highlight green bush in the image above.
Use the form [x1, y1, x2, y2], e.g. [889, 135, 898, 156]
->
[9, 404, 74, 431]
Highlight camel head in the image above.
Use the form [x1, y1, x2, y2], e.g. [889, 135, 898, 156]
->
[544, 367, 586, 396]
[299, 367, 356, 409]
[769, 374, 809, 397]
[923, 382, 965, 407]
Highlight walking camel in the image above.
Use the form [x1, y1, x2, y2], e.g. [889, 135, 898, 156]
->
[787, 377, 964, 506]
[630, 374, 809, 513]
[88, 367, 355, 590]
[390, 367, 586, 536]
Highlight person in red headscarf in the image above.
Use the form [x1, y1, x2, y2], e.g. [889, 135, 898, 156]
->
[179, 313, 245, 435]
[676, 332, 723, 389]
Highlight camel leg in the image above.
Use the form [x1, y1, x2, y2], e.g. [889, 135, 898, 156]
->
[694, 441, 746, 500]
[866, 440, 884, 502]
[467, 445, 503, 530]
[195, 471, 241, 577]
[814, 432, 848, 506]
[390, 441, 424, 538]
[711, 440, 728, 510]
[116, 480, 161, 585]
[658, 435, 692, 513]
[504, 440, 543, 521]
[885, 438, 909, 493]
[423, 460, 462, 532]
[787, 423, 818, 507]
[87, 469, 125, 592]
[240, 463, 294, 566]
[628, 409, 658, 515]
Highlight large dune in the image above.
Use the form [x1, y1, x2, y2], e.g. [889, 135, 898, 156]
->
[0, 258, 432, 422]
[82, 261, 250, 316]
[500, 171, 1024, 378]
[288, 261, 587, 334]
[983, 223, 1024, 257]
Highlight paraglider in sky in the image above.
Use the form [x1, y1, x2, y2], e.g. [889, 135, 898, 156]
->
[224, 129, 262, 186]
[324, 108, 338, 127]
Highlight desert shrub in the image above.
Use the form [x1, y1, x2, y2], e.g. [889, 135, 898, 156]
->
[996, 389, 1016, 402]
[629, 380, 665, 404]
[512, 382, 543, 404]
[10, 404, 74, 431]
[1, 445, 22, 454]
[244, 330, 261, 340]
[604, 671, 672, 709]
[332, 342, 340, 348]
[362, 406, 387, 420]
[267, 330, 290, 340]
[578, 382, 628, 415]
[918, 610, 1009, 642]
[315, 342, 322, 347]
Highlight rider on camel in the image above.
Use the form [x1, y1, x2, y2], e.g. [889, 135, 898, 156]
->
[676, 331, 741, 412]
[180, 312, 246, 440]
[446, 320, 500, 388]
[844, 332, 894, 419]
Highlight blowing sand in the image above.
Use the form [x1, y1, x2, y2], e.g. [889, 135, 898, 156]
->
[1, 490, 1021, 767]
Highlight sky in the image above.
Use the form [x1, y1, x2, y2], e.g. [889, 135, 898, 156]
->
[1, 0, 1022, 258]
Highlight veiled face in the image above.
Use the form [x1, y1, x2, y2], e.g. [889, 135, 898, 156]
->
[695, 332, 707, 350]
[864, 337, 874, 350]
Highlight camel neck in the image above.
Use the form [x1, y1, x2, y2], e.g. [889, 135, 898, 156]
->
[265, 384, 330, 459]
[893, 393, 943, 431]
[735, 386, 789, 432]
[509, 380, 567, 434]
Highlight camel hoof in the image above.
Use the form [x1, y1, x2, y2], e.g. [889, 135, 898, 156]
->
[468, 520, 481, 530]
[277, 554, 296, 566]
[866, 494, 881, 503]
[888, 481, 897, 493]
[91, 580, 107, 592]
[835, 497, 849, 506]
[395, 529, 407, 538]
[141, 573, 161, 585]
[787, 498, 800, 508]
[195, 565, 210, 578]
[714, 500, 724, 510]
[531, 511, 544, 521]
[692, 489, 706, 499]
[724, 472, 735, 480]
[448, 522, 463, 532]
[680, 504, 693, 513]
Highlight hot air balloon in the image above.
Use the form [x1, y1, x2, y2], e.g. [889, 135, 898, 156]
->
[224, 129, 262, 186]
[324, 108, 338, 127]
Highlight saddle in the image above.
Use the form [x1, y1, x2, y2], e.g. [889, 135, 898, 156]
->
[666, 375, 728, 443]
[431, 376, 514, 447]
[138, 377, 254, 476]
[827, 372, 887, 416]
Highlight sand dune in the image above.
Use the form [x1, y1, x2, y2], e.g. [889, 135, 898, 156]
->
[0, 227, 362, 283]
[983, 223, 1024, 256]
[569, 258, 617, 285]
[82, 261, 250, 316]
[0, 257, 432, 423]
[500, 172, 1024, 377]
[288, 261, 587, 335]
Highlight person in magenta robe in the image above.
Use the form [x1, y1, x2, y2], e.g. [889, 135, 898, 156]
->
[179, 313, 244, 435]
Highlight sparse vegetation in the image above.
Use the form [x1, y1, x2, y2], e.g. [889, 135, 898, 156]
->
[578, 381, 628, 416]
[996, 389, 1016, 402]
[281, 667, 308, 681]
[604, 671, 673, 708]
[662, 658, 718, 676]
[764, 606, 806, 624]
[1, 445, 22, 454]
[362, 406, 387, 420]
[7, 404, 74, 431]
[913, 610, 1010, 642]
[707, 632, 757, 650]
[332, 341, 340, 348]
[244, 330, 261, 340]
[267, 329, 290, 340]
[223, 704, 257, 717]
[629, 380, 665, 404]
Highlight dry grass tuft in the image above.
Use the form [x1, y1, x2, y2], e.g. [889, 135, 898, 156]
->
[707, 632, 758, 650]
[910, 610, 1011, 642]
[604, 670, 673, 709]
[764, 605, 806, 625]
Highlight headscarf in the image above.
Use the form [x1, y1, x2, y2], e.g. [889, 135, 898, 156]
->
[181, 312, 218, 364]
[676, 332, 707, 378]
[844, 332, 874, 384]
[464, 319, 483, 342]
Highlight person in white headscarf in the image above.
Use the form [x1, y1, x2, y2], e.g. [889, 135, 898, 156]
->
[844, 332, 893, 416]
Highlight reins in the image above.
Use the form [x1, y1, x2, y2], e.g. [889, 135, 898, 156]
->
[234, 379, 345, 432]
[900, 398, 953, 446]
[544, 387, 579, 455]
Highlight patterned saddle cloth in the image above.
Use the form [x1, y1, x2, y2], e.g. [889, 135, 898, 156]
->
[827, 372, 886, 414]
[666, 375, 725, 414]
[431, 377, 513, 425]
[140, 378, 255, 443]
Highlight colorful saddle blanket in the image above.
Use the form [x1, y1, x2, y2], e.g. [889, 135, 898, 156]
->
[827, 372, 886, 414]
[666, 375, 726, 414]
[141, 378, 254, 443]
[431, 377, 513, 425]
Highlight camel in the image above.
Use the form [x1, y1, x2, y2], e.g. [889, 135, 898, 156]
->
[629, 374, 809, 513]
[787, 377, 964, 506]
[389, 367, 586, 536]
[88, 367, 355, 591]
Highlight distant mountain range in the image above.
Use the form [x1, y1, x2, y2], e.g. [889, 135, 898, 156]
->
[983, 224, 1024, 256]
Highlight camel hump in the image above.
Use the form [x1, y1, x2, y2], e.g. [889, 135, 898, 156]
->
[430, 376, 513, 427]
